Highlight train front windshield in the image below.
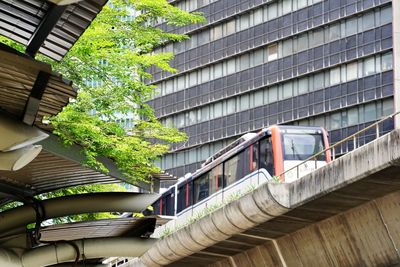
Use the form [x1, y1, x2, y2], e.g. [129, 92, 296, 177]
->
[282, 132, 325, 161]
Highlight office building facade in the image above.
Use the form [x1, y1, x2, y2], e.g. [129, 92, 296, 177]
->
[146, 0, 397, 178]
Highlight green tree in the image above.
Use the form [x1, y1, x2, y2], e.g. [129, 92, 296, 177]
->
[42, 0, 205, 184]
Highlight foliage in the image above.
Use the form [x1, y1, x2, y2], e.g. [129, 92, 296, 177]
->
[38, 0, 205, 184]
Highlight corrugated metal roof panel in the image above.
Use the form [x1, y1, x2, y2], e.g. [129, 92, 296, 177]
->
[0, 0, 107, 61]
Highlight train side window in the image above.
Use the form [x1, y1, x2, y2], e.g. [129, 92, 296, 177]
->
[153, 199, 161, 215]
[165, 193, 174, 216]
[224, 154, 239, 186]
[260, 137, 274, 175]
[194, 172, 210, 203]
[161, 196, 167, 215]
[177, 185, 186, 213]
[209, 164, 223, 193]
[251, 143, 259, 172]
[224, 147, 252, 186]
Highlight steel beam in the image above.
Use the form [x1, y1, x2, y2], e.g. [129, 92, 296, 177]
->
[39, 133, 156, 192]
[23, 71, 51, 125]
[25, 4, 66, 58]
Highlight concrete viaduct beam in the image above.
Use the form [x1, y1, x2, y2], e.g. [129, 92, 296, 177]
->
[134, 129, 400, 266]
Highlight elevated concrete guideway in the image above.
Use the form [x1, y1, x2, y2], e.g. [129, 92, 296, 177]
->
[132, 129, 400, 267]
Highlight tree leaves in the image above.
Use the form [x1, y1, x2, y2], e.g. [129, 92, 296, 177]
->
[47, 0, 203, 183]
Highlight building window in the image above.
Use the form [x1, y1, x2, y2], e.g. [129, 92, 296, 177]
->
[347, 62, 358, 81]
[226, 59, 236, 75]
[380, 6, 392, 25]
[329, 23, 341, 41]
[214, 63, 223, 79]
[346, 18, 357, 36]
[330, 67, 341, 85]
[267, 44, 278, 61]
[226, 98, 236, 114]
[382, 52, 393, 71]
[282, 0, 292, 15]
[347, 107, 358, 126]
[311, 29, 324, 47]
[267, 3, 278, 20]
[363, 57, 375, 76]
[282, 39, 293, 57]
[364, 103, 376, 122]
[362, 12, 375, 31]
[298, 33, 308, 52]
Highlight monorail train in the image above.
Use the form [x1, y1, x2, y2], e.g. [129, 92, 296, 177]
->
[150, 125, 331, 219]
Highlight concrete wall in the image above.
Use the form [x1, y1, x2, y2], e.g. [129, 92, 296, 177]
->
[208, 190, 400, 267]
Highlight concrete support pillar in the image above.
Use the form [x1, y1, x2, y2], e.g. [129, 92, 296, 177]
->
[393, 0, 400, 127]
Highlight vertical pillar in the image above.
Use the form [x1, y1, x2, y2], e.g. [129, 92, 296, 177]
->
[393, 0, 400, 127]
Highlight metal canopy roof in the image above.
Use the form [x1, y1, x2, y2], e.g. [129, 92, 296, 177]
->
[0, 48, 76, 129]
[0, 150, 122, 195]
[40, 217, 168, 241]
[0, 0, 107, 61]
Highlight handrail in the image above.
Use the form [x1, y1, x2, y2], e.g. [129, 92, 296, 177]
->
[277, 111, 400, 181]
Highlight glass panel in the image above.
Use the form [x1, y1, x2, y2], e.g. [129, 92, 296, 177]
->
[177, 184, 186, 213]
[347, 62, 358, 81]
[226, 98, 236, 114]
[240, 54, 250, 71]
[347, 107, 358, 126]
[330, 67, 341, 85]
[201, 67, 210, 82]
[209, 164, 223, 193]
[268, 3, 278, 19]
[346, 18, 357, 36]
[254, 90, 264, 107]
[225, 20, 236, 35]
[213, 24, 223, 40]
[259, 137, 274, 175]
[267, 44, 278, 61]
[269, 86, 278, 102]
[282, 39, 293, 57]
[314, 73, 324, 89]
[364, 57, 375, 76]
[254, 49, 264, 66]
[382, 52, 393, 71]
[226, 59, 236, 75]
[214, 63, 223, 78]
[254, 8, 263, 25]
[298, 34, 308, 51]
[201, 106, 209, 121]
[329, 23, 341, 41]
[214, 102, 223, 118]
[380, 6, 392, 25]
[193, 173, 209, 203]
[283, 82, 293, 99]
[298, 77, 308, 94]
[189, 72, 197, 87]
[282, 0, 292, 14]
[362, 12, 375, 30]
[240, 94, 250, 111]
[311, 29, 324, 47]
[364, 103, 376, 122]
[282, 133, 325, 160]
[331, 113, 341, 130]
